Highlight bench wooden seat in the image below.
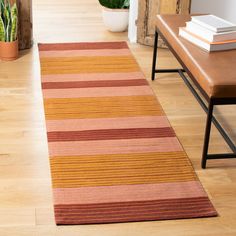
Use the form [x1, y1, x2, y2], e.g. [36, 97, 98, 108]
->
[156, 15, 236, 99]
[152, 14, 236, 168]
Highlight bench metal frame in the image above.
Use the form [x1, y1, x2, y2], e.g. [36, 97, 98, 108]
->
[152, 29, 236, 168]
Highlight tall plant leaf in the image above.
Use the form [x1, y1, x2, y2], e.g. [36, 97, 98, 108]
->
[0, 0, 5, 17]
[3, 6, 10, 41]
[10, 2, 17, 41]
[0, 16, 5, 41]
[10, 15, 16, 41]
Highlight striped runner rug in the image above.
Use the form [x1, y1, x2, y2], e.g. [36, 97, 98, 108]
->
[38, 42, 217, 225]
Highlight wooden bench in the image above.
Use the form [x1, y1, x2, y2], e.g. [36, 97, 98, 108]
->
[151, 14, 236, 168]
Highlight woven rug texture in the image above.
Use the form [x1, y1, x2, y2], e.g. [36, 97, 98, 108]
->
[38, 41, 217, 225]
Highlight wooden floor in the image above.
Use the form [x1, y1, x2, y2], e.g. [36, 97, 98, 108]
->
[0, 0, 235, 235]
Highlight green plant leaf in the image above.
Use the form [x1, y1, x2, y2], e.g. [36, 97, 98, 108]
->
[122, 0, 130, 8]
[10, 3, 17, 41]
[0, 0, 18, 42]
[98, 0, 130, 9]
[10, 15, 16, 41]
[0, 0, 5, 15]
[0, 16, 5, 41]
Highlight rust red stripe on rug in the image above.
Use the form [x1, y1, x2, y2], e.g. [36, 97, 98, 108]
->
[42, 79, 148, 89]
[54, 197, 216, 225]
[38, 41, 217, 225]
[38, 41, 128, 51]
[47, 127, 175, 142]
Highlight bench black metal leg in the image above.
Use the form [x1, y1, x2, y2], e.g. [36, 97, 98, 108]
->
[152, 30, 185, 80]
[152, 30, 158, 81]
[202, 100, 214, 169]
[151, 28, 236, 168]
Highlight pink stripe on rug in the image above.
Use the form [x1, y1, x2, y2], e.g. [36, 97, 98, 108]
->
[39, 49, 131, 58]
[45, 116, 171, 132]
[42, 86, 153, 98]
[53, 181, 207, 205]
[41, 72, 144, 82]
[48, 137, 183, 156]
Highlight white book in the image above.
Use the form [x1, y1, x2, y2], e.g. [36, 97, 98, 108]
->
[191, 15, 236, 33]
[179, 27, 236, 52]
[186, 21, 236, 42]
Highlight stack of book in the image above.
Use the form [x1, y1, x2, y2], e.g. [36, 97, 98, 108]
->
[179, 15, 236, 52]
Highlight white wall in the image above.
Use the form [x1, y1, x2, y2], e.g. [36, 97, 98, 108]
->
[191, 0, 236, 23]
[128, 0, 138, 43]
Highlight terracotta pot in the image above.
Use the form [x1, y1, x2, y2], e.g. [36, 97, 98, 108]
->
[102, 7, 129, 32]
[0, 39, 19, 61]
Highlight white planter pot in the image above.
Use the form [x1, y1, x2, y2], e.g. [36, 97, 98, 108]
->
[102, 7, 129, 32]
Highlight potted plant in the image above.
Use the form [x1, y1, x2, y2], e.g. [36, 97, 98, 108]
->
[98, 0, 130, 32]
[0, 0, 18, 61]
